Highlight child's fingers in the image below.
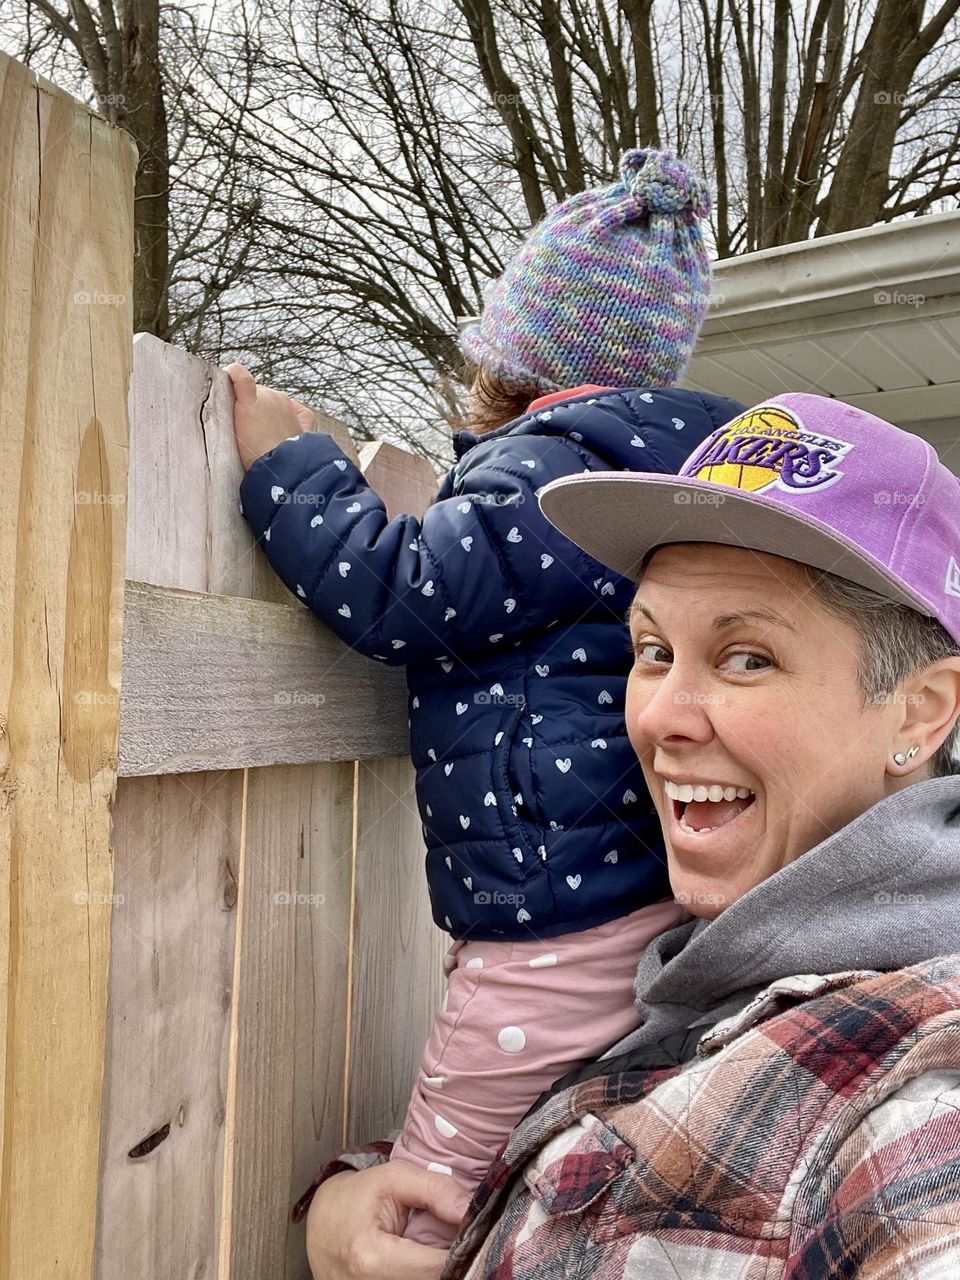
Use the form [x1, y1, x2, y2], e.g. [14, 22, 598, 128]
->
[224, 362, 258, 408]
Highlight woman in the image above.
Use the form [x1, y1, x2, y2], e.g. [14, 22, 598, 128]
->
[304, 393, 960, 1279]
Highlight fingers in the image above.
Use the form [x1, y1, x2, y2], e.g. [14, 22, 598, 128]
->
[224, 362, 257, 407]
[384, 1162, 472, 1225]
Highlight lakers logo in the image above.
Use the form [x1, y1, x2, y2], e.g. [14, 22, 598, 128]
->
[682, 404, 854, 493]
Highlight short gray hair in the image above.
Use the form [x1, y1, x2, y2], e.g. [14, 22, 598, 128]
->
[799, 565, 960, 778]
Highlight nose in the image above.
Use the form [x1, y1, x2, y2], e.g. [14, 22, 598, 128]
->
[630, 665, 715, 749]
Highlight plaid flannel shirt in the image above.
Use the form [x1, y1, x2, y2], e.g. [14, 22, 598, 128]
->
[295, 957, 960, 1278]
[441, 956, 960, 1279]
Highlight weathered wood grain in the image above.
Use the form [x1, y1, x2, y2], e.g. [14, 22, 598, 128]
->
[118, 582, 409, 774]
[347, 757, 447, 1146]
[0, 52, 134, 1280]
[96, 771, 244, 1280]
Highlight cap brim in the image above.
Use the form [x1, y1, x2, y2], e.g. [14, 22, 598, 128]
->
[538, 472, 933, 615]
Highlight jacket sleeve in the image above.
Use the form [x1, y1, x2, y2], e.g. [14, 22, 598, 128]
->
[238, 429, 621, 664]
[787, 1069, 960, 1278]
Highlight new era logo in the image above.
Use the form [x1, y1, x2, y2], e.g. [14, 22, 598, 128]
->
[945, 556, 960, 598]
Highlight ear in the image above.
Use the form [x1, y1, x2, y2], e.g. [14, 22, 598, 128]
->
[888, 658, 960, 775]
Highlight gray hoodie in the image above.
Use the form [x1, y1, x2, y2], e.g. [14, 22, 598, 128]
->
[608, 775, 960, 1058]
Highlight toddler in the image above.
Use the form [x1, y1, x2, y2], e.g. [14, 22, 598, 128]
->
[229, 148, 744, 1248]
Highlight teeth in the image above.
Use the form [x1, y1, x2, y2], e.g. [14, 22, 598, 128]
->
[663, 779, 755, 803]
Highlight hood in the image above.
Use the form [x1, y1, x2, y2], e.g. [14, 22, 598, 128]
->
[609, 775, 960, 1055]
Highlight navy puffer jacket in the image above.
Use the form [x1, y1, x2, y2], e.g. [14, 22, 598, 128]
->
[239, 386, 744, 940]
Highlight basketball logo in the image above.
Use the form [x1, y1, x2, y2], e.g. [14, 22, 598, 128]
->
[681, 404, 854, 494]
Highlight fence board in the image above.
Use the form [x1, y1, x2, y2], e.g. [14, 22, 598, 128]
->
[96, 770, 244, 1280]
[118, 582, 409, 774]
[127, 333, 360, 603]
[347, 757, 446, 1145]
[222, 761, 354, 1280]
[0, 53, 134, 1280]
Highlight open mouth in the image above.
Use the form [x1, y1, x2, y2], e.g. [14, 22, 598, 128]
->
[663, 779, 757, 836]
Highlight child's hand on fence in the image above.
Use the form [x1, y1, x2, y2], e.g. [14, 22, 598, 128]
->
[225, 363, 316, 470]
[305, 1164, 470, 1279]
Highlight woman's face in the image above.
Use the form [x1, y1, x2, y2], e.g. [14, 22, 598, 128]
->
[626, 543, 906, 918]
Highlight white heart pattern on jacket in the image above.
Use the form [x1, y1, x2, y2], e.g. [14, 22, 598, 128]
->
[310, 513, 323, 527]
[531, 714, 543, 724]
[422, 581, 435, 596]
[459, 815, 470, 829]
[535, 665, 549, 677]
[591, 738, 607, 749]
[517, 908, 531, 922]
[540, 554, 554, 568]
[334, 459, 347, 470]
[639, 392, 653, 403]
[598, 690, 612, 704]
[604, 850, 618, 863]
[507, 528, 522, 543]
[504, 599, 516, 613]
[512, 848, 523, 862]
[572, 648, 586, 661]
[296, 584, 305, 598]
[566, 874, 582, 890]
[490, 683, 504, 696]
[444, 608, 457, 621]
[672, 417, 685, 429]
[456, 702, 468, 715]
[630, 436, 645, 448]
[270, 485, 284, 502]
[444, 762, 454, 775]
[338, 562, 350, 577]
[461, 537, 473, 551]
[347, 501, 361, 513]
[457, 501, 471, 513]
[338, 604, 351, 617]
[624, 790, 638, 803]
[555, 758, 572, 773]
[484, 792, 496, 806]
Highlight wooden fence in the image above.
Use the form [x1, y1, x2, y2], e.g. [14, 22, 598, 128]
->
[0, 52, 445, 1280]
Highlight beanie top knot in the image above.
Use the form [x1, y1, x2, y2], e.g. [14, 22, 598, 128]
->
[619, 147, 711, 218]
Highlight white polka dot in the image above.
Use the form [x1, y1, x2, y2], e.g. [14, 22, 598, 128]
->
[498, 1026, 526, 1053]
[465, 957, 484, 969]
[528, 953, 558, 969]
[428, 1162, 453, 1175]
[424, 1075, 445, 1089]
[435, 1113, 458, 1138]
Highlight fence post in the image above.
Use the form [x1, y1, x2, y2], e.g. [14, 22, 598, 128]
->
[0, 53, 135, 1280]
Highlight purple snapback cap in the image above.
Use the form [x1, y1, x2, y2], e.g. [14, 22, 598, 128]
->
[538, 393, 960, 646]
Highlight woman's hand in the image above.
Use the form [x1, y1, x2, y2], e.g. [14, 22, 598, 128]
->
[225, 363, 316, 471]
[305, 1164, 471, 1280]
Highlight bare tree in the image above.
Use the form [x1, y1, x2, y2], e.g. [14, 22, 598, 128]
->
[6, 0, 960, 459]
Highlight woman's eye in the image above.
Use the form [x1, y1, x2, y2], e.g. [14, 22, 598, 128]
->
[634, 641, 672, 664]
[724, 651, 771, 673]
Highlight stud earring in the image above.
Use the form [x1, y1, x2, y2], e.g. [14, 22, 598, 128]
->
[893, 745, 920, 766]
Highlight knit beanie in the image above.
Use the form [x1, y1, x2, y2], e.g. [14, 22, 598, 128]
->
[459, 148, 712, 393]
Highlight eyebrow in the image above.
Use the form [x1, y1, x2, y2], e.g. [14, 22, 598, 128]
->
[628, 601, 796, 633]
